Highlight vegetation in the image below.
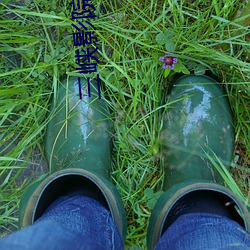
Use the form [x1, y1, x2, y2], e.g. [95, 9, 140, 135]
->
[0, 0, 249, 248]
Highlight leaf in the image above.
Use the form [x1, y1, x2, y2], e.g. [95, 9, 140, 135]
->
[164, 28, 174, 39]
[165, 42, 175, 52]
[164, 67, 171, 77]
[147, 199, 157, 210]
[182, 67, 190, 75]
[146, 190, 164, 209]
[156, 28, 174, 45]
[32, 71, 38, 77]
[144, 188, 154, 198]
[174, 62, 190, 75]
[173, 62, 182, 73]
[186, 61, 197, 70]
[156, 32, 167, 45]
[44, 54, 52, 63]
[194, 64, 207, 75]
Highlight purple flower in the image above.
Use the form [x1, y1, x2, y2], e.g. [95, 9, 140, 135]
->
[159, 53, 177, 70]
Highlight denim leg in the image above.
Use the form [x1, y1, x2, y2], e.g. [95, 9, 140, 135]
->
[0, 196, 123, 250]
[155, 213, 250, 250]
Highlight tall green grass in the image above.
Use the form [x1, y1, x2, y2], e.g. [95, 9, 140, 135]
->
[0, 0, 249, 248]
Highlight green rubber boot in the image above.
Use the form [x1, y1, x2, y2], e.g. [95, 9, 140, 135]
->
[19, 77, 127, 242]
[147, 75, 250, 249]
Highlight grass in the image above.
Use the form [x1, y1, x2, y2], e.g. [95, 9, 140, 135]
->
[0, 0, 250, 248]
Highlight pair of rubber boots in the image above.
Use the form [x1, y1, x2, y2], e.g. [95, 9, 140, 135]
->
[19, 75, 250, 249]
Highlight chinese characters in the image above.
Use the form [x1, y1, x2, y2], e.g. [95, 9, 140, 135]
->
[69, 0, 101, 99]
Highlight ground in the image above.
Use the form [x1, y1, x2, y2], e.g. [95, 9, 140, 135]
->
[0, 0, 249, 248]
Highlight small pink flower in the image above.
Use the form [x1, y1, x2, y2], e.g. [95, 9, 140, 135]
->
[159, 53, 177, 70]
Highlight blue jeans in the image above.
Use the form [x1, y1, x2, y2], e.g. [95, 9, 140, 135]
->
[0, 196, 249, 249]
[0, 196, 123, 250]
[156, 213, 250, 250]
